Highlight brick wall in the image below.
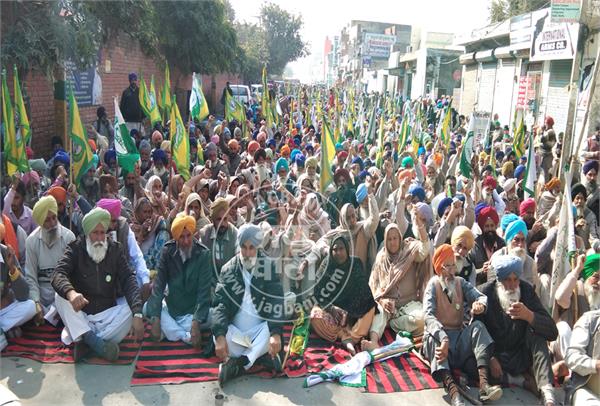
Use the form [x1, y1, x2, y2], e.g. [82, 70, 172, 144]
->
[10, 34, 240, 160]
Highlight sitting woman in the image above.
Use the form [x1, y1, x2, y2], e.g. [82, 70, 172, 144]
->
[362, 221, 431, 351]
[131, 197, 169, 271]
[310, 233, 376, 354]
[184, 192, 211, 236]
[145, 175, 171, 219]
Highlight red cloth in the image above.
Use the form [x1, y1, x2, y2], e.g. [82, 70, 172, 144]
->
[477, 206, 499, 229]
[482, 175, 497, 190]
[519, 198, 536, 216]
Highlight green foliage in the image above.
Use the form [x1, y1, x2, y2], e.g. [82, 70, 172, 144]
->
[1, 0, 242, 78]
[259, 2, 308, 76]
[489, 0, 550, 23]
[236, 22, 269, 83]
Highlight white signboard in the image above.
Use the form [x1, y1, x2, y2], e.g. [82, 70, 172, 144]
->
[530, 12, 579, 61]
[363, 33, 396, 59]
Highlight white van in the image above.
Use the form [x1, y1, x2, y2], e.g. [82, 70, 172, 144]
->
[230, 85, 251, 105]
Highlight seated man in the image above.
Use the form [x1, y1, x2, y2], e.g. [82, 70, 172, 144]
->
[565, 309, 600, 406]
[0, 240, 36, 350]
[51, 208, 144, 361]
[145, 215, 212, 346]
[468, 206, 505, 277]
[26, 196, 75, 325]
[96, 198, 151, 298]
[423, 244, 502, 406]
[451, 226, 476, 286]
[213, 224, 284, 387]
[199, 197, 238, 276]
[479, 255, 558, 406]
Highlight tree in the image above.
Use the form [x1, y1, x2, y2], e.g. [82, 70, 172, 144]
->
[235, 22, 269, 83]
[489, 0, 549, 23]
[259, 2, 309, 76]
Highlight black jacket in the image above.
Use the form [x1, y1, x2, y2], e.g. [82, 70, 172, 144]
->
[479, 279, 557, 353]
[120, 85, 144, 122]
[211, 253, 284, 338]
[468, 234, 506, 270]
[52, 236, 142, 315]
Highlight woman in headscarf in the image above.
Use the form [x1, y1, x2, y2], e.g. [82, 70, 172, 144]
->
[309, 233, 376, 354]
[184, 192, 210, 235]
[145, 175, 171, 219]
[131, 197, 169, 270]
[295, 192, 331, 242]
[362, 221, 431, 350]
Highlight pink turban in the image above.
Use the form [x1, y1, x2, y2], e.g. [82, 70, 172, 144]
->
[22, 170, 40, 187]
[519, 198, 536, 216]
[96, 198, 122, 220]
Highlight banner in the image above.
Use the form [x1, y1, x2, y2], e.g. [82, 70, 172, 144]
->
[551, 0, 581, 24]
[530, 12, 579, 61]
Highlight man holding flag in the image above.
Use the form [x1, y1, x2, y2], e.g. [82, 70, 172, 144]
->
[120, 72, 144, 134]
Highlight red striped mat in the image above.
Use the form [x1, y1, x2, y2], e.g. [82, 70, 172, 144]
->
[1, 323, 140, 365]
[364, 329, 440, 393]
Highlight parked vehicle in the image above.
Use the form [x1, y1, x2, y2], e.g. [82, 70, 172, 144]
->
[230, 84, 251, 105]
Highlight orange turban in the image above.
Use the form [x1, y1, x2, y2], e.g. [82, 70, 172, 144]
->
[544, 177, 561, 191]
[47, 186, 67, 204]
[433, 244, 455, 275]
[171, 214, 196, 240]
[397, 169, 414, 182]
[280, 145, 291, 157]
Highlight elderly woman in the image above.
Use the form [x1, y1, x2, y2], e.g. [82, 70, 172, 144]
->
[309, 233, 376, 354]
[296, 193, 331, 242]
[145, 175, 171, 219]
[184, 193, 211, 235]
[131, 197, 169, 271]
[362, 220, 431, 351]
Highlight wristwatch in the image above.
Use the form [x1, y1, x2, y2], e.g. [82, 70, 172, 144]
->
[133, 313, 143, 319]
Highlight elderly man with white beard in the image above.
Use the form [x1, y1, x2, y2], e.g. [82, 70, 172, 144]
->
[489, 215, 540, 290]
[51, 208, 144, 362]
[213, 224, 285, 387]
[552, 254, 600, 379]
[423, 244, 502, 406]
[25, 196, 75, 325]
[479, 255, 558, 406]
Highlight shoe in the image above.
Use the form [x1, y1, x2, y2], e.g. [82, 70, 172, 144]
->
[218, 358, 241, 388]
[0, 330, 7, 352]
[73, 341, 90, 363]
[100, 341, 120, 362]
[450, 394, 465, 406]
[480, 383, 503, 402]
[255, 353, 283, 374]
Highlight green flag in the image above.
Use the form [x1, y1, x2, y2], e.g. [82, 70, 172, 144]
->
[13, 66, 31, 147]
[68, 86, 94, 186]
[139, 74, 161, 125]
[162, 63, 172, 113]
[512, 108, 526, 158]
[189, 72, 209, 122]
[225, 90, 245, 124]
[320, 116, 336, 193]
[170, 96, 190, 180]
[459, 113, 476, 179]
[113, 97, 140, 173]
[2, 69, 28, 175]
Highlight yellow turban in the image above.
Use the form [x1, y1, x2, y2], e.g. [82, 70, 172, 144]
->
[82, 208, 111, 236]
[32, 196, 58, 227]
[433, 244, 455, 275]
[171, 214, 196, 240]
[451, 225, 475, 250]
[501, 161, 514, 177]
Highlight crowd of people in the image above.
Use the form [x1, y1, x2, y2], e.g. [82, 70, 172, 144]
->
[1, 71, 600, 406]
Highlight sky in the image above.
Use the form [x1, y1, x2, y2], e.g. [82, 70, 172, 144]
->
[229, 0, 492, 83]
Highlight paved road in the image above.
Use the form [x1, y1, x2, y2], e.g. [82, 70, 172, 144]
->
[1, 357, 549, 406]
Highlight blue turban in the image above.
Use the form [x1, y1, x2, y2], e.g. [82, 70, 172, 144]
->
[275, 157, 289, 174]
[358, 170, 369, 182]
[54, 149, 70, 168]
[408, 184, 426, 202]
[189, 137, 197, 147]
[351, 156, 364, 171]
[139, 139, 151, 153]
[475, 202, 489, 219]
[104, 149, 117, 165]
[290, 148, 301, 163]
[492, 255, 523, 280]
[335, 142, 343, 151]
[91, 154, 99, 169]
[295, 154, 306, 168]
[438, 197, 453, 218]
[514, 165, 526, 179]
[237, 224, 263, 248]
[305, 143, 314, 152]
[129, 72, 137, 82]
[356, 183, 368, 204]
[500, 213, 520, 233]
[152, 148, 168, 165]
[267, 138, 276, 148]
[505, 219, 528, 243]
[583, 160, 599, 175]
